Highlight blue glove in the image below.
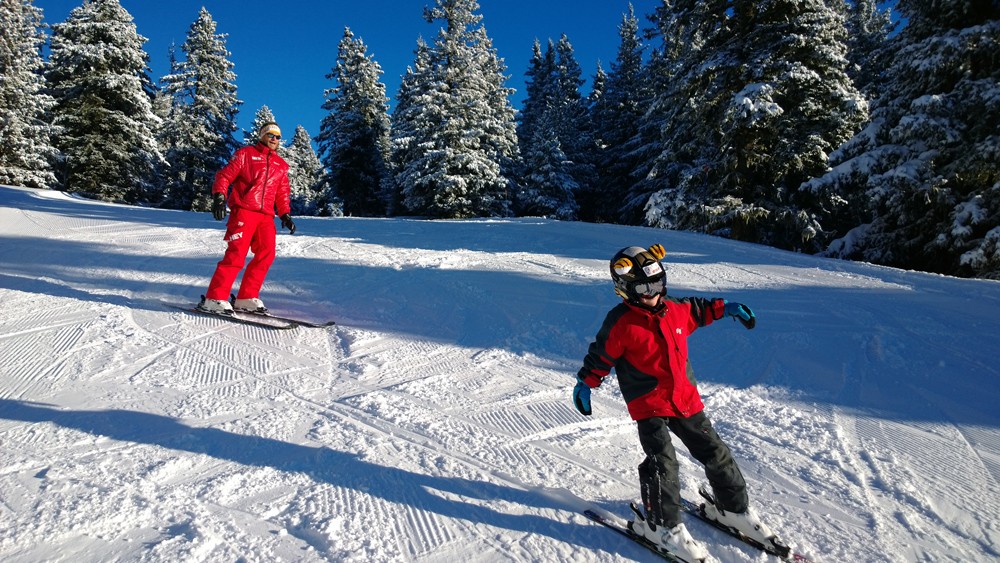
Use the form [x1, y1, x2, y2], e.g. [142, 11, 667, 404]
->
[724, 301, 756, 330]
[573, 381, 592, 416]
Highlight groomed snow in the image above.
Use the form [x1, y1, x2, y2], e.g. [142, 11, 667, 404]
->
[1, 184, 998, 562]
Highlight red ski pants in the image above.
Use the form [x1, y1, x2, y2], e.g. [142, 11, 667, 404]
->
[205, 208, 277, 301]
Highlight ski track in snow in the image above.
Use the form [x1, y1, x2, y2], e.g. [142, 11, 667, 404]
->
[1, 185, 999, 562]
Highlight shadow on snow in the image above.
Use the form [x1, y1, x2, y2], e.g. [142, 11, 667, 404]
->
[0, 399, 635, 558]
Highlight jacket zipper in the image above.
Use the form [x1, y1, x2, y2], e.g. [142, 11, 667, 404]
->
[260, 150, 271, 213]
[659, 308, 687, 416]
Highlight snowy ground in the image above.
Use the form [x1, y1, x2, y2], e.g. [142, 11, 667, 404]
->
[1, 184, 998, 563]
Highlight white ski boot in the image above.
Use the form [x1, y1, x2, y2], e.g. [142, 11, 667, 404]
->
[197, 296, 234, 315]
[702, 501, 775, 545]
[232, 297, 267, 314]
[628, 510, 709, 563]
[698, 484, 786, 555]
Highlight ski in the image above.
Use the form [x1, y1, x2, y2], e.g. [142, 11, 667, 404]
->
[236, 310, 335, 328]
[582, 508, 698, 563]
[228, 295, 335, 327]
[681, 486, 814, 562]
[166, 304, 298, 330]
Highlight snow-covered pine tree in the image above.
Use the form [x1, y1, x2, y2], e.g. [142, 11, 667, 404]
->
[550, 35, 595, 215]
[244, 106, 276, 147]
[151, 44, 183, 207]
[805, 0, 1000, 278]
[149, 51, 173, 136]
[283, 125, 328, 216]
[585, 5, 647, 222]
[0, 0, 59, 190]
[316, 28, 391, 217]
[470, 28, 520, 216]
[518, 112, 579, 219]
[389, 38, 433, 215]
[642, 0, 866, 250]
[47, 0, 162, 203]
[626, 0, 730, 226]
[516, 39, 557, 159]
[394, 0, 514, 218]
[617, 48, 669, 225]
[157, 7, 241, 211]
[721, 0, 867, 247]
[588, 63, 607, 118]
[514, 35, 592, 221]
[843, 0, 896, 100]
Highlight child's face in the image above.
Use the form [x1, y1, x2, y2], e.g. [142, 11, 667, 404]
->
[639, 293, 661, 307]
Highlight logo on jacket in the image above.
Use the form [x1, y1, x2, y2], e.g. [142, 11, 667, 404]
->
[676, 328, 682, 335]
[251, 156, 263, 161]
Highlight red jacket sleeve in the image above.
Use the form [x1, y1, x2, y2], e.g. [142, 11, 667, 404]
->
[275, 172, 291, 217]
[577, 304, 628, 388]
[672, 296, 725, 331]
[212, 148, 245, 196]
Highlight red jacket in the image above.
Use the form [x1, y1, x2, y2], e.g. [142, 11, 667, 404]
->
[212, 142, 291, 217]
[578, 296, 726, 420]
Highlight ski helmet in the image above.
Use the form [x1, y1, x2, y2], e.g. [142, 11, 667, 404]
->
[609, 244, 667, 302]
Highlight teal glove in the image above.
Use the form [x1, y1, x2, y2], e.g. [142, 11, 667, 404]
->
[573, 381, 592, 416]
[724, 301, 756, 329]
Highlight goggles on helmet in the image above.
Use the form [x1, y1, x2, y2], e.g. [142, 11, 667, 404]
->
[631, 276, 665, 298]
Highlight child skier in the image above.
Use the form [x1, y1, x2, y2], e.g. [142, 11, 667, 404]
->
[574, 244, 776, 563]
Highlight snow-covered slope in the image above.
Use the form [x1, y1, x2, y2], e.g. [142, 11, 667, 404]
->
[1, 184, 998, 562]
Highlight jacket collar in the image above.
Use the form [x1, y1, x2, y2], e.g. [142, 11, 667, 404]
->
[623, 298, 667, 317]
[254, 141, 276, 156]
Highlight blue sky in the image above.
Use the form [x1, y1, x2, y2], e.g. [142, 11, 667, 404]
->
[34, 0, 663, 139]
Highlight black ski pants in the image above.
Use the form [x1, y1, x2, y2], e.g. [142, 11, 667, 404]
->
[636, 411, 748, 528]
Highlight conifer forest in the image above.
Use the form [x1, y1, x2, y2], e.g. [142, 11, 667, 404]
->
[2, 0, 998, 278]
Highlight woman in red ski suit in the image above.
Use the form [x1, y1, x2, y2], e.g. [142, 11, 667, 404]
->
[574, 244, 767, 558]
[202, 122, 296, 311]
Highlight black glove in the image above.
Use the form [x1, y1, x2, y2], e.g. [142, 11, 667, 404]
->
[212, 193, 227, 221]
[280, 214, 296, 235]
